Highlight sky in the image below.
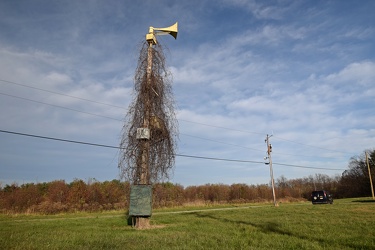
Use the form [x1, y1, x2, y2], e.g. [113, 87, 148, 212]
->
[0, 0, 374, 187]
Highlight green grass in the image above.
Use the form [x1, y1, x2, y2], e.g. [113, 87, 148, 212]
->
[1, 198, 375, 249]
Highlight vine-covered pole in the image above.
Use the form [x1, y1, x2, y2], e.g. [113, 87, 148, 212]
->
[119, 22, 178, 228]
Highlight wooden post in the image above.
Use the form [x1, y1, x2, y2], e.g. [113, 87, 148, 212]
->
[366, 151, 375, 200]
[140, 43, 153, 186]
[132, 42, 154, 229]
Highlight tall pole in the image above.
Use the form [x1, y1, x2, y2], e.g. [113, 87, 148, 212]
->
[139, 42, 153, 185]
[134, 36, 154, 229]
[139, 22, 177, 186]
[265, 134, 277, 206]
[127, 23, 177, 229]
[366, 151, 375, 200]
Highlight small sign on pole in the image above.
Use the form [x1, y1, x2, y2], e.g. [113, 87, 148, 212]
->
[136, 128, 150, 140]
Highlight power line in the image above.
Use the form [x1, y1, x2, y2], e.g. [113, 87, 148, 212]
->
[272, 162, 345, 171]
[0, 92, 123, 121]
[176, 153, 264, 164]
[0, 92, 271, 154]
[0, 91, 312, 156]
[272, 135, 352, 155]
[0, 129, 119, 149]
[0, 79, 126, 109]
[0, 92, 272, 156]
[0, 78, 362, 156]
[179, 119, 354, 155]
[1, 78, 263, 135]
[180, 133, 347, 159]
[0, 129, 346, 171]
[178, 119, 264, 135]
[180, 133, 264, 152]
[0, 91, 355, 160]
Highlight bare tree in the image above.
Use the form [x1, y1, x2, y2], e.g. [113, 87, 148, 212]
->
[338, 149, 375, 198]
[119, 41, 178, 185]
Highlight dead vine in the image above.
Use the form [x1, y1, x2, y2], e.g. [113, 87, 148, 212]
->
[119, 41, 178, 184]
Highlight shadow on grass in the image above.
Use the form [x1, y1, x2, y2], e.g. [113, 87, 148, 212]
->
[194, 212, 301, 239]
[192, 212, 364, 249]
[352, 199, 375, 203]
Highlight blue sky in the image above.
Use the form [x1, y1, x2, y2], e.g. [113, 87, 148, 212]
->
[0, 0, 374, 187]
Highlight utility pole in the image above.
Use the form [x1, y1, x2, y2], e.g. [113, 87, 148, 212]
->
[138, 32, 154, 186]
[366, 151, 375, 200]
[265, 134, 277, 206]
[139, 22, 178, 186]
[129, 23, 178, 229]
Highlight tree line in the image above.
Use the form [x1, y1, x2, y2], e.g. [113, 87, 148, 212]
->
[0, 149, 373, 214]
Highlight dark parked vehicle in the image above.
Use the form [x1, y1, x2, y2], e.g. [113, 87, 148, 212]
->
[311, 190, 333, 204]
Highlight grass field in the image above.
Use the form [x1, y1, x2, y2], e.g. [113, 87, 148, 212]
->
[1, 198, 375, 249]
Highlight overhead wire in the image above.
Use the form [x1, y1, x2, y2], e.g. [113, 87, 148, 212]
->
[272, 135, 352, 155]
[178, 118, 264, 135]
[0, 91, 267, 154]
[180, 133, 348, 159]
[1, 91, 268, 155]
[1, 90, 349, 160]
[0, 78, 361, 157]
[0, 92, 123, 122]
[180, 133, 264, 152]
[0, 79, 126, 109]
[0, 129, 346, 171]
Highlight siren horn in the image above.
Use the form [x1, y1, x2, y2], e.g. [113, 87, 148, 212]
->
[146, 22, 178, 45]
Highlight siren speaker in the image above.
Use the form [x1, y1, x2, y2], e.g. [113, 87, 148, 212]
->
[146, 22, 178, 44]
[154, 22, 178, 39]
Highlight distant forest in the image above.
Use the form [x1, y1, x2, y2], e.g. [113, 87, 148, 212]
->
[1, 149, 374, 214]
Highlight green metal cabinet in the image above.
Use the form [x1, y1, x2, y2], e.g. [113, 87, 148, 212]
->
[129, 185, 152, 216]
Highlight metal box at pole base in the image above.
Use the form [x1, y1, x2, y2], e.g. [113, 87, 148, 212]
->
[129, 185, 152, 217]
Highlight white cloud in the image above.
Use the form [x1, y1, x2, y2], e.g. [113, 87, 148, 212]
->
[221, 0, 295, 20]
[342, 27, 374, 40]
[325, 61, 375, 86]
[44, 72, 72, 86]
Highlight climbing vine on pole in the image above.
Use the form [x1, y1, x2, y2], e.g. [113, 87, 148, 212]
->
[119, 41, 178, 185]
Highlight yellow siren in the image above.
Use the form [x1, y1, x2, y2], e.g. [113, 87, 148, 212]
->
[146, 22, 178, 45]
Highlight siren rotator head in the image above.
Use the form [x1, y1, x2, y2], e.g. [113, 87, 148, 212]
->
[146, 22, 178, 45]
